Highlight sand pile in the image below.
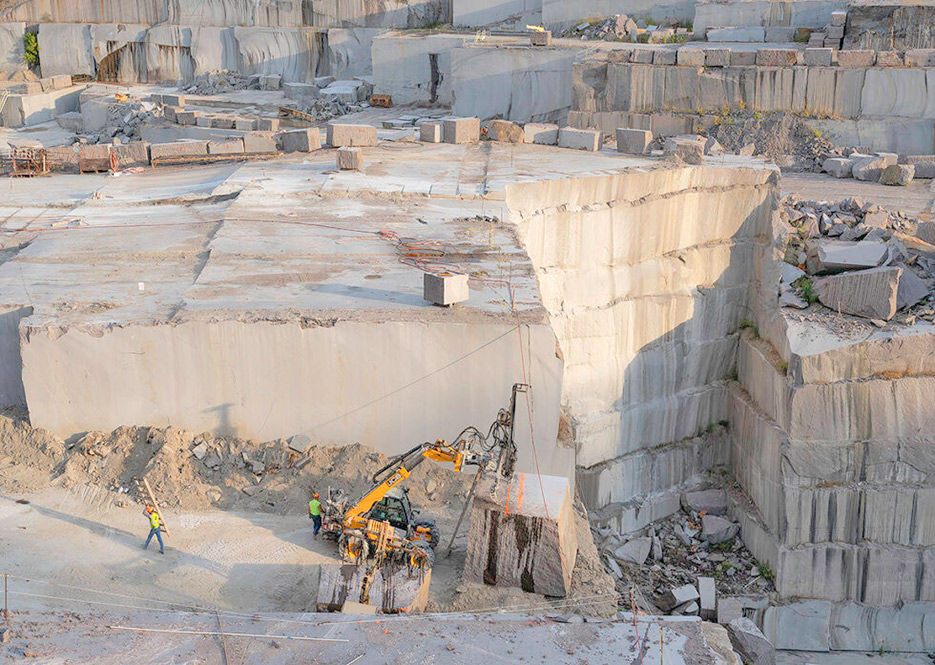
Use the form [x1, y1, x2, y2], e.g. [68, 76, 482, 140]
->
[0, 409, 473, 515]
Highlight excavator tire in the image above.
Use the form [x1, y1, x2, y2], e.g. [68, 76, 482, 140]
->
[409, 541, 435, 569]
[339, 534, 370, 564]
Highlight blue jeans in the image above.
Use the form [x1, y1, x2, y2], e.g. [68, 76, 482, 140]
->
[311, 515, 322, 535]
[144, 528, 164, 552]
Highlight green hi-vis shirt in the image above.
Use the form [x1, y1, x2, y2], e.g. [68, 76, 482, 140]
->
[308, 499, 322, 516]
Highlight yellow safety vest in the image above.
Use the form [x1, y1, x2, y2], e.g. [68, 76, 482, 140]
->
[149, 512, 160, 530]
[308, 500, 321, 516]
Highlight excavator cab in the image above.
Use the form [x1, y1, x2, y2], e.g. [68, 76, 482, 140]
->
[368, 486, 413, 530]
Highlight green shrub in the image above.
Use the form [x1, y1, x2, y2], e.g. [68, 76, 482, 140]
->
[23, 32, 39, 68]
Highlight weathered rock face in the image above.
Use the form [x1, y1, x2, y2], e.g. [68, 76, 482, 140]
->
[508, 165, 777, 533]
[845, 5, 935, 50]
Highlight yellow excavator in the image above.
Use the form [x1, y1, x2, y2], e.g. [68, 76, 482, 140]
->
[319, 384, 528, 571]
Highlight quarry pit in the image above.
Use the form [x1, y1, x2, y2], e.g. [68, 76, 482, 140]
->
[3, 1, 935, 663]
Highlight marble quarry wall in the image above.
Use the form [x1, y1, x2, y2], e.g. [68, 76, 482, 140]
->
[371, 32, 464, 106]
[506, 165, 778, 534]
[36, 22, 329, 84]
[18, 318, 571, 480]
[571, 56, 935, 154]
[0, 0, 450, 28]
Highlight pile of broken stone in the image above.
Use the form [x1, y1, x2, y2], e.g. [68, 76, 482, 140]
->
[593, 488, 773, 618]
[779, 196, 934, 325]
[558, 15, 691, 43]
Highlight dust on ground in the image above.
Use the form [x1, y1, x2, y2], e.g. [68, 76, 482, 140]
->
[0, 408, 615, 616]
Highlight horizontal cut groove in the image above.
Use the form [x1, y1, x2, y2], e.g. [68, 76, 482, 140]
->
[515, 180, 774, 220]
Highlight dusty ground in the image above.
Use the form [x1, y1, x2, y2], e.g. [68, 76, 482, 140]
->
[0, 409, 614, 619]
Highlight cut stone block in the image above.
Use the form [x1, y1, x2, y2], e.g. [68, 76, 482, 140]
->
[613, 537, 651, 564]
[717, 595, 770, 625]
[702, 514, 738, 543]
[213, 117, 235, 129]
[727, 618, 776, 665]
[653, 50, 677, 65]
[523, 123, 559, 145]
[283, 82, 318, 101]
[830, 10, 847, 26]
[243, 131, 278, 154]
[423, 272, 469, 306]
[677, 49, 705, 67]
[816, 266, 902, 320]
[55, 111, 83, 133]
[762, 601, 831, 652]
[256, 118, 280, 132]
[704, 48, 731, 67]
[442, 117, 480, 144]
[111, 141, 150, 168]
[658, 583, 700, 612]
[852, 155, 888, 181]
[196, 116, 213, 128]
[876, 51, 904, 67]
[664, 136, 704, 164]
[708, 27, 765, 42]
[162, 94, 185, 107]
[616, 128, 652, 155]
[766, 27, 795, 42]
[259, 74, 281, 90]
[880, 164, 914, 186]
[682, 489, 728, 515]
[328, 123, 378, 147]
[207, 138, 244, 155]
[558, 127, 601, 151]
[631, 49, 654, 63]
[464, 473, 577, 597]
[487, 119, 523, 143]
[337, 147, 363, 170]
[804, 48, 833, 66]
[79, 144, 111, 171]
[279, 128, 321, 153]
[317, 564, 430, 614]
[150, 141, 209, 160]
[822, 157, 853, 178]
[164, 106, 179, 122]
[419, 121, 441, 143]
[806, 240, 887, 274]
[838, 50, 874, 67]
[699, 577, 716, 621]
[235, 118, 257, 131]
[756, 49, 797, 66]
[530, 30, 552, 46]
[730, 50, 758, 66]
[175, 110, 200, 125]
[51, 74, 72, 90]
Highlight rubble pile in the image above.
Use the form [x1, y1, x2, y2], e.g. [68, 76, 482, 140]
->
[593, 487, 774, 617]
[184, 69, 258, 95]
[700, 111, 836, 170]
[556, 15, 691, 43]
[302, 96, 352, 121]
[94, 100, 161, 143]
[778, 196, 935, 325]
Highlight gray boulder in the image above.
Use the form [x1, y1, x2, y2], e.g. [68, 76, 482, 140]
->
[727, 618, 775, 665]
[852, 155, 887, 182]
[822, 157, 853, 178]
[702, 514, 739, 544]
[880, 164, 914, 186]
[613, 537, 651, 564]
[682, 489, 729, 515]
[896, 268, 929, 310]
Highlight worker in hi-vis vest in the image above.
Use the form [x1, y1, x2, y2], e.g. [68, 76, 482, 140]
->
[143, 504, 165, 554]
[308, 493, 322, 538]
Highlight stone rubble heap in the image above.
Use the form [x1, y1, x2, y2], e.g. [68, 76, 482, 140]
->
[183, 69, 258, 95]
[557, 15, 691, 43]
[779, 196, 935, 324]
[593, 487, 774, 617]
